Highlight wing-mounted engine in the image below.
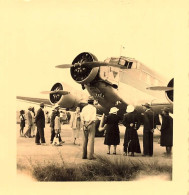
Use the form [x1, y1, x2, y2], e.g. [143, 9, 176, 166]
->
[165, 78, 174, 104]
[49, 82, 79, 108]
[70, 52, 99, 84]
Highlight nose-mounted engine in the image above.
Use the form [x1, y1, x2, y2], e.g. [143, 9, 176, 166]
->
[49, 83, 63, 104]
[70, 52, 99, 84]
[165, 78, 174, 104]
[49, 82, 79, 108]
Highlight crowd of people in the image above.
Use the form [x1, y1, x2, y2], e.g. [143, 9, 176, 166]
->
[19, 96, 173, 159]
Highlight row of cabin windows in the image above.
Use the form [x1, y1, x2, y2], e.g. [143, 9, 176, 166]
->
[104, 57, 161, 86]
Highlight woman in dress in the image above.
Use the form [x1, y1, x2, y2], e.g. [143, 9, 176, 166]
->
[122, 105, 141, 156]
[70, 106, 82, 145]
[104, 107, 120, 155]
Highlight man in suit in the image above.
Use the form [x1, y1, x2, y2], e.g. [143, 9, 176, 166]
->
[35, 102, 46, 145]
[142, 103, 155, 156]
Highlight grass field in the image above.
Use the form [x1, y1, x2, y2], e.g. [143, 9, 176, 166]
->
[17, 123, 172, 181]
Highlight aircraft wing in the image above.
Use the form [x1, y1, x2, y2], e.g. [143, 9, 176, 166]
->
[17, 96, 52, 107]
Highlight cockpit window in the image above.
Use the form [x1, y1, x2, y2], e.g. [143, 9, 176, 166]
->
[105, 57, 136, 69]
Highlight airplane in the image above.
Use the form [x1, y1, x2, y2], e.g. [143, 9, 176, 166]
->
[17, 52, 174, 136]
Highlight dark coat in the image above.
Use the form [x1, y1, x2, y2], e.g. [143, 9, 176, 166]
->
[143, 109, 155, 131]
[20, 114, 25, 128]
[122, 111, 141, 153]
[50, 111, 57, 128]
[160, 115, 173, 146]
[104, 114, 120, 145]
[142, 109, 155, 156]
[35, 108, 45, 128]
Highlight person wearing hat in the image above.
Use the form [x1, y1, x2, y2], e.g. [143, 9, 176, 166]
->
[122, 105, 141, 156]
[142, 103, 155, 156]
[35, 102, 46, 145]
[70, 106, 82, 145]
[19, 110, 26, 137]
[31, 107, 36, 137]
[103, 107, 121, 155]
[159, 107, 173, 156]
[24, 106, 33, 138]
[50, 104, 63, 144]
[80, 96, 97, 160]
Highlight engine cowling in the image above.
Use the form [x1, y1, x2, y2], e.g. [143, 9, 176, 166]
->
[165, 78, 174, 104]
[49, 82, 79, 108]
[70, 52, 99, 84]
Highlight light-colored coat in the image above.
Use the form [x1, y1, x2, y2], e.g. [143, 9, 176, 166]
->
[70, 112, 81, 129]
[54, 116, 61, 131]
[27, 111, 33, 126]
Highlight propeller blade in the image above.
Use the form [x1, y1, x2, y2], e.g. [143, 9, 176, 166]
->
[146, 86, 173, 91]
[56, 64, 73, 68]
[56, 61, 130, 69]
[83, 61, 130, 69]
[41, 90, 70, 95]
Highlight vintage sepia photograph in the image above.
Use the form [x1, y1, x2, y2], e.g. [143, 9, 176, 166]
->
[1, 0, 188, 194]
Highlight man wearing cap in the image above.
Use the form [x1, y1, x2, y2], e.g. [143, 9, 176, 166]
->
[142, 103, 155, 156]
[80, 96, 97, 160]
[24, 106, 33, 138]
[160, 107, 173, 156]
[35, 102, 46, 145]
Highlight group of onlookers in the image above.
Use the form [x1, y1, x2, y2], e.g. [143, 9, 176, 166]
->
[19, 96, 173, 159]
[102, 102, 173, 157]
[19, 103, 46, 145]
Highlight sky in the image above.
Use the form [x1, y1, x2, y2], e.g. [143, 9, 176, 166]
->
[1, 0, 188, 99]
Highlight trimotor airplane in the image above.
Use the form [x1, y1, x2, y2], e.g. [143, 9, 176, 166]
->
[17, 52, 173, 135]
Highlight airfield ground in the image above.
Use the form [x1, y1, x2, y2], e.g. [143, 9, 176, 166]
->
[17, 123, 172, 181]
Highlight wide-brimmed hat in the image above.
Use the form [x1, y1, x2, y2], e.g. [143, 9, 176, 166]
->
[28, 106, 33, 110]
[88, 96, 94, 102]
[142, 103, 151, 108]
[161, 107, 170, 113]
[109, 107, 119, 114]
[126, 105, 135, 113]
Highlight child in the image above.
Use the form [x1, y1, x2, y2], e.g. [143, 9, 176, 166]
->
[19, 110, 25, 136]
[53, 111, 62, 146]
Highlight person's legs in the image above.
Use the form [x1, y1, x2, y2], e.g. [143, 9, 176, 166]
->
[123, 130, 128, 154]
[149, 132, 153, 156]
[166, 146, 172, 155]
[24, 125, 31, 137]
[35, 128, 40, 144]
[20, 126, 24, 136]
[107, 145, 111, 154]
[72, 129, 77, 144]
[82, 130, 88, 159]
[38, 127, 45, 143]
[88, 123, 96, 160]
[143, 131, 150, 155]
[113, 145, 117, 154]
[50, 128, 55, 143]
[31, 124, 35, 137]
